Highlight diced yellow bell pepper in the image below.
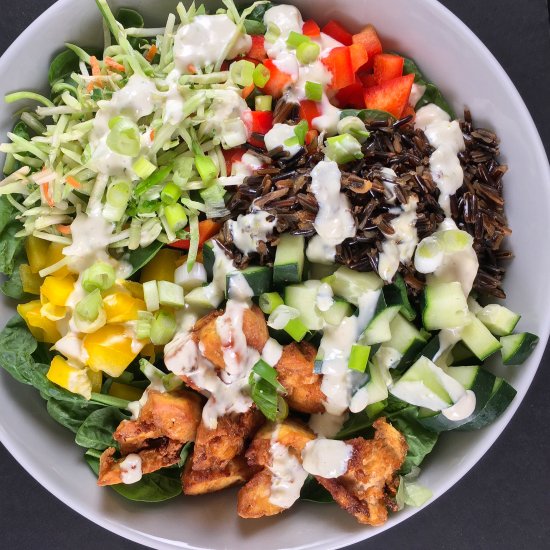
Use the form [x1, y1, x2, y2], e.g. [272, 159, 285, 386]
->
[17, 301, 61, 343]
[46, 242, 71, 277]
[40, 303, 67, 321]
[40, 275, 75, 306]
[139, 248, 181, 283]
[25, 236, 50, 274]
[118, 280, 144, 300]
[108, 381, 143, 402]
[83, 324, 143, 378]
[19, 264, 42, 295]
[103, 292, 146, 323]
[87, 368, 103, 393]
[140, 343, 156, 363]
[47, 356, 92, 399]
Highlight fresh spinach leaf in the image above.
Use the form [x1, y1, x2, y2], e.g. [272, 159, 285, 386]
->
[243, 1, 272, 34]
[47, 398, 103, 434]
[116, 7, 144, 29]
[85, 455, 183, 502]
[401, 56, 455, 118]
[178, 441, 193, 468]
[75, 406, 128, 451]
[48, 49, 81, 86]
[13, 120, 30, 140]
[128, 240, 164, 276]
[1, 258, 28, 300]
[0, 195, 25, 277]
[300, 475, 334, 503]
[340, 108, 394, 123]
[244, 19, 265, 35]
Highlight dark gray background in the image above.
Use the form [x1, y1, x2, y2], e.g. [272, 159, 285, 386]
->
[1, 1, 549, 549]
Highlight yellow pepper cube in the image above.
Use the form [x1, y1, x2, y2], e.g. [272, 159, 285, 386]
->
[108, 381, 143, 402]
[19, 264, 42, 295]
[17, 301, 61, 343]
[46, 242, 71, 277]
[40, 303, 67, 321]
[83, 324, 142, 378]
[87, 369, 103, 393]
[47, 356, 92, 399]
[40, 275, 75, 306]
[118, 280, 144, 300]
[139, 248, 181, 283]
[25, 236, 50, 274]
[103, 293, 146, 323]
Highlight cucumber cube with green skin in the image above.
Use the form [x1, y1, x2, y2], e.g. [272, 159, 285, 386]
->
[202, 240, 215, 280]
[460, 316, 502, 360]
[284, 281, 324, 330]
[386, 313, 427, 371]
[273, 234, 305, 285]
[476, 304, 521, 336]
[322, 299, 353, 326]
[326, 266, 383, 305]
[500, 332, 539, 365]
[422, 282, 469, 330]
[225, 266, 272, 297]
[392, 274, 417, 321]
[360, 290, 402, 345]
[451, 341, 482, 366]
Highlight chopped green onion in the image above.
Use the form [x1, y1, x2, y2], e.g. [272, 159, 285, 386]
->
[135, 165, 171, 196]
[252, 359, 286, 393]
[324, 134, 364, 164]
[160, 182, 182, 205]
[195, 155, 218, 183]
[133, 156, 156, 179]
[265, 22, 281, 43]
[259, 292, 284, 314]
[284, 136, 300, 148]
[75, 289, 103, 323]
[106, 116, 141, 157]
[103, 180, 131, 222]
[90, 392, 130, 410]
[230, 59, 255, 87]
[305, 81, 323, 102]
[158, 281, 185, 308]
[143, 280, 160, 312]
[187, 214, 200, 271]
[348, 344, 371, 372]
[255, 94, 273, 112]
[296, 41, 321, 64]
[249, 359, 286, 421]
[275, 395, 289, 422]
[284, 318, 309, 342]
[294, 120, 309, 145]
[253, 64, 271, 88]
[150, 310, 177, 345]
[286, 31, 310, 49]
[337, 116, 371, 143]
[437, 229, 473, 252]
[163, 372, 184, 392]
[81, 261, 116, 293]
[136, 310, 153, 340]
[164, 202, 188, 232]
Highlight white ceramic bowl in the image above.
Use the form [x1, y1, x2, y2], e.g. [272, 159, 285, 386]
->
[1, 1, 549, 549]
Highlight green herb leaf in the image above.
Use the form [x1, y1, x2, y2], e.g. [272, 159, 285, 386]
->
[116, 7, 144, 28]
[47, 398, 103, 434]
[75, 406, 129, 451]
[0, 195, 25, 277]
[178, 442, 193, 468]
[300, 475, 334, 503]
[340, 109, 394, 123]
[252, 359, 285, 392]
[127, 240, 164, 276]
[48, 49, 80, 86]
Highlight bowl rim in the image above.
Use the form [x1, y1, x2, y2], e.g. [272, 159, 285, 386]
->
[1, 0, 550, 549]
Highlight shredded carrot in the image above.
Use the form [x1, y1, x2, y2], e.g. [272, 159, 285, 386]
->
[66, 176, 81, 189]
[90, 56, 101, 77]
[57, 225, 72, 235]
[150, 129, 156, 141]
[187, 64, 197, 74]
[241, 83, 255, 99]
[104, 57, 125, 72]
[42, 182, 54, 207]
[145, 44, 158, 63]
[305, 129, 319, 145]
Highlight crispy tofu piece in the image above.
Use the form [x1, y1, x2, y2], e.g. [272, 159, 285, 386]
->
[114, 390, 203, 455]
[315, 418, 408, 526]
[182, 454, 252, 495]
[275, 342, 326, 414]
[98, 439, 182, 486]
[237, 419, 315, 519]
[192, 305, 269, 370]
[192, 409, 264, 471]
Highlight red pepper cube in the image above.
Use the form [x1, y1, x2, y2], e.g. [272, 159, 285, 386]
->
[260, 59, 293, 98]
[373, 53, 404, 84]
[352, 24, 383, 70]
[363, 73, 415, 118]
[303, 19, 321, 37]
[322, 46, 355, 90]
[322, 19, 353, 46]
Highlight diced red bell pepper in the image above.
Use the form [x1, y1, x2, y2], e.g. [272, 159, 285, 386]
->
[373, 53, 404, 84]
[260, 59, 293, 98]
[242, 110, 274, 148]
[322, 46, 355, 90]
[303, 19, 321, 37]
[222, 147, 245, 174]
[359, 72, 378, 88]
[336, 79, 365, 109]
[305, 129, 319, 145]
[363, 73, 415, 118]
[322, 20, 353, 46]
[299, 100, 322, 129]
[168, 220, 222, 250]
[401, 104, 416, 121]
[247, 35, 267, 61]
[349, 43, 369, 73]
[352, 24, 383, 70]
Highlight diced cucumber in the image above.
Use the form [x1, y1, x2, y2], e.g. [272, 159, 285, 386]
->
[422, 282, 469, 330]
[202, 240, 215, 280]
[349, 359, 389, 413]
[259, 292, 284, 314]
[226, 266, 272, 297]
[184, 285, 217, 309]
[285, 281, 324, 330]
[308, 262, 338, 280]
[360, 287, 403, 345]
[387, 314, 427, 371]
[477, 304, 521, 336]
[460, 316, 501, 360]
[414, 335, 440, 362]
[325, 266, 383, 305]
[158, 281, 185, 308]
[322, 299, 353, 326]
[348, 344, 371, 372]
[451, 341, 482, 366]
[393, 274, 417, 321]
[273, 234, 305, 285]
[500, 332, 539, 365]
[458, 377, 516, 431]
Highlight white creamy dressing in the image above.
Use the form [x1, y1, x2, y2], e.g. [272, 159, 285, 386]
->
[442, 389, 476, 421]
[163, 69, 186, 126]
[228, 209, 277, 255]
[261, 337, 284, 366]
[174, 261, 207, 290]
[202, 241, 238, 307]
[203, 89, 249, 149]
[120, 453, 143, 484]
[377, 197, 419, 282]
[315, 282, 334, 312]
[306, 161, 356, 264]
[227, 272, 254, 301]
[267, 305, 300, 330]
[301, 439, 353, 478]
[415, 104, 465, 215]
[268, 428, 309, 508]
[173, 14, 251, 71]
[53, 332, 89, 365]
[309, 412, 348, 438]
[218, 152, 264, 187]
[264, 123, 302, 156]
[89, 75, 159, 178]
[409, 83, 426, 107]
[379, 167, 398, 203]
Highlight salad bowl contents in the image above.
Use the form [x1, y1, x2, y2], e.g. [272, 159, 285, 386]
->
[0, 0, 545, 541]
